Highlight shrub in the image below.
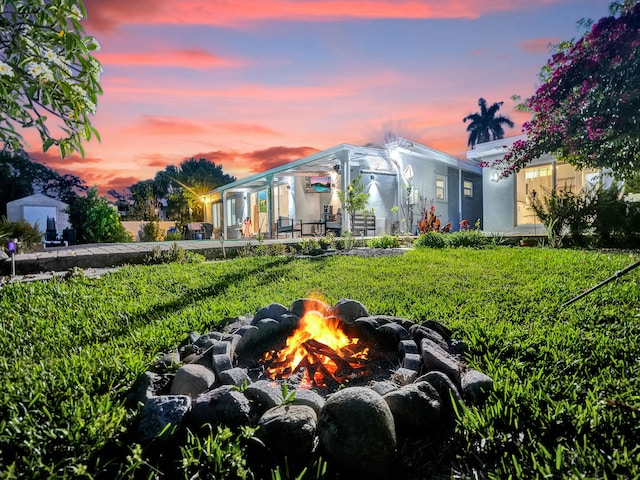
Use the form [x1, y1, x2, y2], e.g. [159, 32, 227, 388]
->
[0, 217, 43, 252]
[413, 232, 446, 249]
[445, 230, 487, 248]
[140, 220, 163, 242]
[165, 230, 183, 241]
[366, 234, 400, 249]
[67, 186, 132, 243]
[144, 242, 206, 264]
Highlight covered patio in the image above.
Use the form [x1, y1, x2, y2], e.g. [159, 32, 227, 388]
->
[201, 138, 483, 240]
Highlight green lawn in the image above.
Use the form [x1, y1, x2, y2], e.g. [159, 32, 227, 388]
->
[1, 247, 638, 479]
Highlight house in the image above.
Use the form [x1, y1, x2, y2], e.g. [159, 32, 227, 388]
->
[201, 138, 483, 239]
[6, 194, 71, 240]
[467, 135, 602, 234]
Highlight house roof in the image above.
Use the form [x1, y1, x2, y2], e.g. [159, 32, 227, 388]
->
[7, 193, 68, 208]
[206, 137, 480, 199]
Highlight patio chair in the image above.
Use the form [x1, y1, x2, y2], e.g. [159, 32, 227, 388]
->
[277, 216, 302, 238]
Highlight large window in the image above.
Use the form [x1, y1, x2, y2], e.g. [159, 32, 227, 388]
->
[516, 162, 596, 225]
[435, 174, 447, 201]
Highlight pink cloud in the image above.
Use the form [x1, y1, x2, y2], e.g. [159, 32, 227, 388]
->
[85, 0, 554, 31]
[96, 50, 246, 70]
[520, 37, 559, 55]
[135, 116, 210, 136]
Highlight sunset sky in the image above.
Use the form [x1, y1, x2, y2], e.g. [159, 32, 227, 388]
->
[29, 0, 612, 196]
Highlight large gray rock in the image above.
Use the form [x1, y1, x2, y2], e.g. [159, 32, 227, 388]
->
[420, 337, 462, 383]
[292, 388, 325, 415]
[189, 385, 253, 429]
[169, 364, 215, 398]
[244, 380, 283, 416]
[252, 302, 289, 324]
[291, 298, 330, 317]
[331, 298, 368, 323]
[417, 371, 464, 414]
[318, 387, 397, 477]
[383, 382, 441, 435]
[137, 395, 191, 443]
[218, 367, 250, 387]
[255, 405, 318, 464]
[461, 369, 494, 403]
[390, 367, 418, 386]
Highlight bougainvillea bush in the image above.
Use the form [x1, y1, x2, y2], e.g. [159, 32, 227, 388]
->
[489, 1, 640, 179]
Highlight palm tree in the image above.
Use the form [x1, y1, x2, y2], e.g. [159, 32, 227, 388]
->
[463, 98, 515, 148]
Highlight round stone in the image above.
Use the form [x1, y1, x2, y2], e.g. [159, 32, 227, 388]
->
[318, 386, 397, 476]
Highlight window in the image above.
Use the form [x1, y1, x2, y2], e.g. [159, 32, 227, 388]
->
[463, 180, 473, 198]
[435, 174, 447, 201]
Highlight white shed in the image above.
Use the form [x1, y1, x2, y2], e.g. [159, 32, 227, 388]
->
[6, 194, 70, 238]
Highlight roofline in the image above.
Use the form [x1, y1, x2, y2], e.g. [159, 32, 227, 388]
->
[209, 143, 359, 195]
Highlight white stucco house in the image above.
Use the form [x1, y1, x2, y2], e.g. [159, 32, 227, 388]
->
[6, 194, 70, 239]
[201, 138, 484, 239]
[467, 135, 603, 234]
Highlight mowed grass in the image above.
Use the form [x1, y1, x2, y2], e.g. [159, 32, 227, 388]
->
[0, 247, 639, 479]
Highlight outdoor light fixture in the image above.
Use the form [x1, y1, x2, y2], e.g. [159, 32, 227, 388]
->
[333, 164, 340, 173]
[491, 172, 500, 182]
[8, 239, 16, 255]
[370, 174, 375, 180]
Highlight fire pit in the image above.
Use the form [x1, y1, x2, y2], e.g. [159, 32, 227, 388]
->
[128, 298, 493, 477]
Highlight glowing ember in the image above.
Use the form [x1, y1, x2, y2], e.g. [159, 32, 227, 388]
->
[261, 310, 370, 388]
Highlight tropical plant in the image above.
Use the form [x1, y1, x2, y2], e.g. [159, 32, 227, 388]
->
[493, 1, 640, 179]
[463, 98, 515, 147]
[66, 186, 132, 243]
[0, 0, 102, 156]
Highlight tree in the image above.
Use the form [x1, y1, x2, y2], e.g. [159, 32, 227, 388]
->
[492, 1, 640, 179]
[67, 186, 131, 243]
[463, 98, 515, 148]
[0, 149, 86, 216]
[0, 0, 102, 157]
[338, 176, 370, 232]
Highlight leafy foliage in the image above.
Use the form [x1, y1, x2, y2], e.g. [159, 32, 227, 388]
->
[144, 242, 206, 265]
[463, 98, 514, 147]
[528, 183, 640, 247]
[366, 234, 400, 248]
[413, 230, 488, 249]
[66, 186, 131, 243]
[0, 0, 102, 156]
[494, 2, 640, 178]
[337, 177, 370, 231]
[109, 158, 236, 223]
[0, 251, 638, 479]
[0, 216, 43, 252]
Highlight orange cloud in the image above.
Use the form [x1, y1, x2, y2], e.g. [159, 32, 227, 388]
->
[96, 50, 246, 70]
[520, 37, 559, 55]
[85, 0, 551, 31]
[242, 146, 321, 173]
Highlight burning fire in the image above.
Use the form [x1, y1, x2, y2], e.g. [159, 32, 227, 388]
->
[261, 309, 370, 388]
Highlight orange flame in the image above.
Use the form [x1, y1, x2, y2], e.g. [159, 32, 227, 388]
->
[262, 309, 369, 388]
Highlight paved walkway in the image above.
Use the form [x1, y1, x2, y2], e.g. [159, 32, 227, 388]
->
[1, 238, 292, 279]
